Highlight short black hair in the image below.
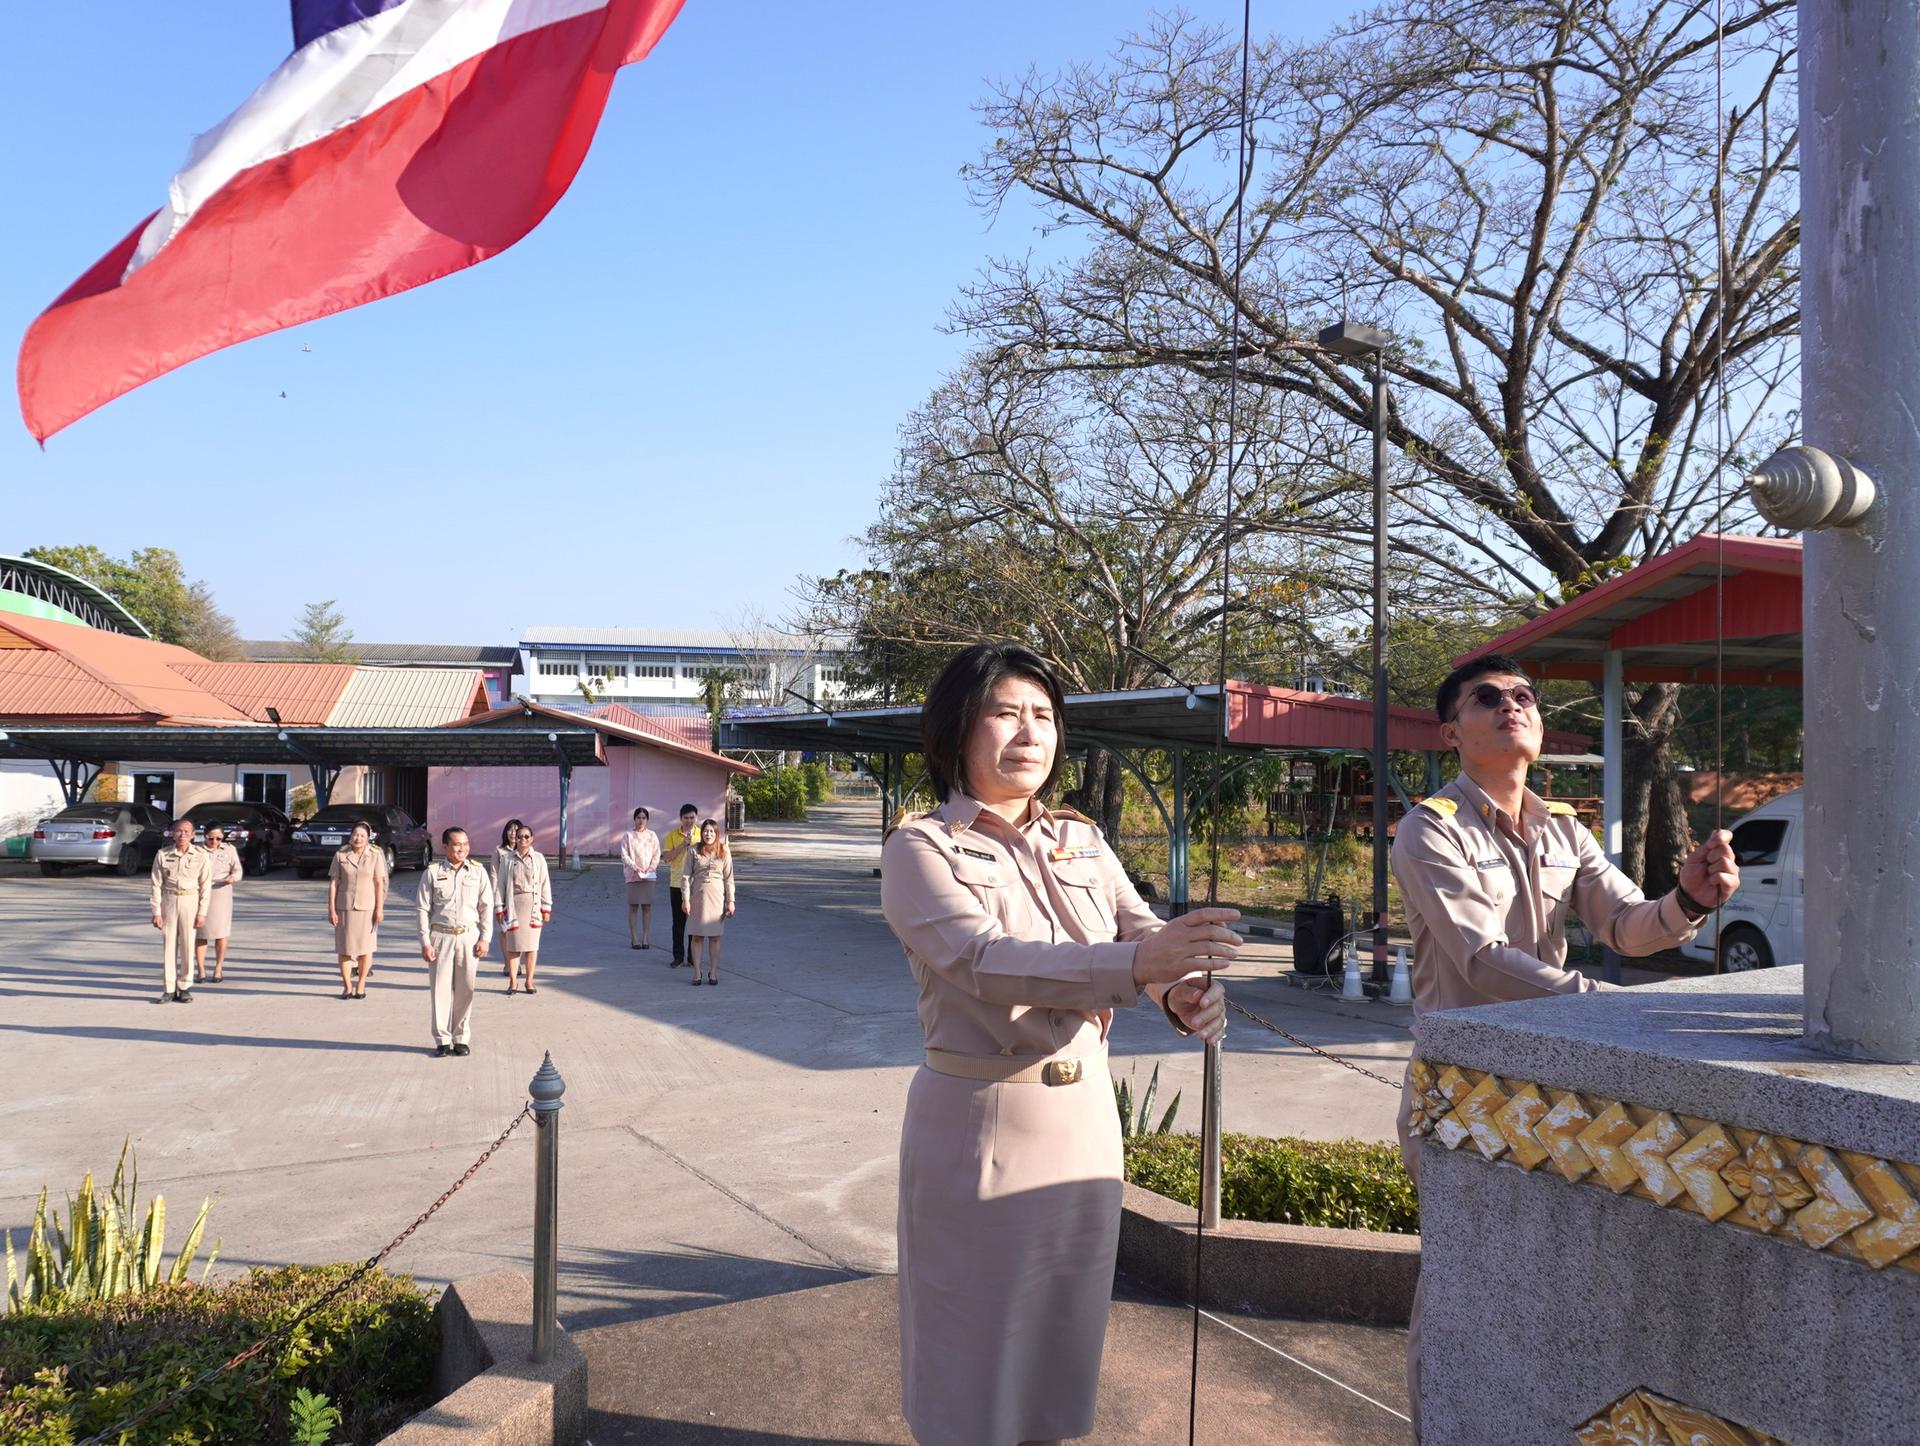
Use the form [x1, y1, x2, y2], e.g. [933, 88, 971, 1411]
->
[441, 826, 468, 846]
[501, 817, 525, 847]
[679, 803, 697, 817]
[351, 817, 374, 835]
[633, 806, 650, 821]
[921, 642, 1068, 803]
[1436, 653, 1534, 723]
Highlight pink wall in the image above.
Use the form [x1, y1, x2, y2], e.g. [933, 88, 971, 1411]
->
[425, 742, 734, 857]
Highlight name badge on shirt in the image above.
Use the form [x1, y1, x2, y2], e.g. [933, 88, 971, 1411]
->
[1541, 855, 1579, 870]
[1049, 845, 1103, 862]
[954, 845, 998, 862]
[1474, 858, 1508, 871]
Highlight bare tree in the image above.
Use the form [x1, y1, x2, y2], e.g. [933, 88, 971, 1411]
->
[955, 0, 1798, 889]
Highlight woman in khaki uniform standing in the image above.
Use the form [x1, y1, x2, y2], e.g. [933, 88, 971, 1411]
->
[683, 820, 734, 985]
[880, 642, 1236, 1446]
[327, 820, 388, 999]
[194, 823, 243, 983]
[498, 824, 553, 994]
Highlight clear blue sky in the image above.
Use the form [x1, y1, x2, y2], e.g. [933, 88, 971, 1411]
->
[2, 1, 1348, 647]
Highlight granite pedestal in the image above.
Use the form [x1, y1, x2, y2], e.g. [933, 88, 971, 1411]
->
[1411, 969, 1920, 1445]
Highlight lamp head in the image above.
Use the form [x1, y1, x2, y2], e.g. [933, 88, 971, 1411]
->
[1316, 321, 1390, 357]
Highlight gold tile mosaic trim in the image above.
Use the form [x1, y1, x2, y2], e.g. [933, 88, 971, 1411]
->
[1409, 1059, 1920, 1273]
[1575, 1389, 1789, 1445]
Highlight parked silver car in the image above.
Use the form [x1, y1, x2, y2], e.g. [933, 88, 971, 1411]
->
[29, 803, 169, 876]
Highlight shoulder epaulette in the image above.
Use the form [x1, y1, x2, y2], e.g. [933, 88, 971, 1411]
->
[1050, 806, 1100, 830]
[1415, 797, 1458, 817]
[883, 809, 934, 842]
[1544, 801, 1579, 816]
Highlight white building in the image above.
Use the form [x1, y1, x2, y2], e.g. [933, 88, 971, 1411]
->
[518, 628, 851, 711]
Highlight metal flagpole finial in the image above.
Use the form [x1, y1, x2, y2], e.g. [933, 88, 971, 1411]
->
[529, 1051, 566, 1112]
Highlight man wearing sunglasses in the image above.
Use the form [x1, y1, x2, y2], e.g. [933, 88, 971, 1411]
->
[1390, 652, 1739, 1438]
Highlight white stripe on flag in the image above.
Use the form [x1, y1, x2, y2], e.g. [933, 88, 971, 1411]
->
[128, 0, 610, 280]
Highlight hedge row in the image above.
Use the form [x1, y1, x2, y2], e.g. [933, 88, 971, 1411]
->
[0, 1264, 436, 1444]
[1123, 1132, 1418, 1234]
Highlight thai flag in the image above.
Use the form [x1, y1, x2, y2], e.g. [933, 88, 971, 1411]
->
[17, 0, 684, 442]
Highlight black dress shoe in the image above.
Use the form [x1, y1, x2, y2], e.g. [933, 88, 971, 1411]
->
[452, 1043, 471, 1057]
[434, 1044, 451, 1057]
[175, 989, 192, 1003]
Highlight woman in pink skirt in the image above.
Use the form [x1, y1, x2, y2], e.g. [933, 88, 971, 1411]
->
[879, 642, 1235, 1445]
[620, 806, 662, 950]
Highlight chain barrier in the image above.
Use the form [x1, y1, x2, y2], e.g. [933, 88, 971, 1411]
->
[1225, 998, 1405, 1090]
[76, 1103, 534, 1446]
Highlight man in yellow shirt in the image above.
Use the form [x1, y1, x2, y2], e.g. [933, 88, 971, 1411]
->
[662, 803, 701, 967]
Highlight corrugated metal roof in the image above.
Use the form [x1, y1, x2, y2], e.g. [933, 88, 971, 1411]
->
[0, 650, 144, 719]
[326, 667, 490, 727]
[172, 662, 354, 724]
[592, 703, 712, 748]
[455, 699, 762, 776]
[522, 626, 843, 652]
[243, 640, 518, 666]
[0, 614, 251, 723]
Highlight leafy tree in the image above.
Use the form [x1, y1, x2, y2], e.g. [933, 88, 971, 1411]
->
[954, 0, 1799, 890]
[289, 600, 359, 664]
[22, 544, 244, 660]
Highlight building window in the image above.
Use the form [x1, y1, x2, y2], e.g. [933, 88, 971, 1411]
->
[818, 666, 845, 684]
[634, 663, 673, 679]
[599, 663, 629, 678]
[538, 658, 579, 677]
[240, 771, 290, 813]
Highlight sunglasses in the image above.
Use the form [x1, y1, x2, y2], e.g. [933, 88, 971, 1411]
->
[1452, 682, 1538, 721]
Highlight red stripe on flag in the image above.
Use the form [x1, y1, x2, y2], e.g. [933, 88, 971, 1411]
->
[18, 0, 683, 442]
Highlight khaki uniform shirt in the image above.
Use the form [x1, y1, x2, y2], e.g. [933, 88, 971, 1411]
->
[880, 793, 1173, 1058]
[150, 845, 211, 915]
[206, 843, 243, 891]
[1391, 771, 1700, 1019]
[497, 848, 553, 918]
[416, 858, 495, 949]
[329, 846, 389, 913]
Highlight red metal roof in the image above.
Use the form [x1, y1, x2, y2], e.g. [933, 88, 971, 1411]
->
[1225, 682, 1590, 755]
[170, 662, 355, 724]
[453, 700, 763, 777]
[591, 702, 711, 749]
[1455, 535, 1802, 686]
[0, 614, 252, 723]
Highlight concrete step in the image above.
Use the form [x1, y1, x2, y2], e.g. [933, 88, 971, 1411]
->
[577, 1273, 1411, 1444]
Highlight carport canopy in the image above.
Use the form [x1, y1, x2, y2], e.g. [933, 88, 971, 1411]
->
[0, 725, 605, 850]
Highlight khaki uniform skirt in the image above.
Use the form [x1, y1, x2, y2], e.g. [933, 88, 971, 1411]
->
[329, 847, 386, 957]
[196, 845, 241, 942]
[897, 1059, 1122, 1445]
[625, 877, 656, 907]
[685, 852, 733, 937]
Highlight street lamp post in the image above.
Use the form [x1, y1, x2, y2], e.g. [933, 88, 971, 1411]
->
[1317, 321, 1392, 985]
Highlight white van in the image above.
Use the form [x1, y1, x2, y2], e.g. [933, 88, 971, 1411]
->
[1678, 789, 1802, 971]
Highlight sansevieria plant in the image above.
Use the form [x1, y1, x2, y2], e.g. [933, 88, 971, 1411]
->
[4, 1136, 218, 1312]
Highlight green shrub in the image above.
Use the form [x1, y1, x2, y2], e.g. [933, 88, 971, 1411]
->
[0, 1264, 437, 1445]
[797, 761, 832, 804]
[736, 770, 809, 822]
[1124, 1132, 1418, 1234]
[1112, 1061, 1181, 1139]
[6, 1138, 216, 1312]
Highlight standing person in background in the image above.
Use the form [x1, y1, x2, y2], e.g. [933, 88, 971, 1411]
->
[327, 819, 388, 1000]
[416, 827, 494, 1058]
[620, 806, 661, 950]
[193, 823, 243, 983]
[150, 817, 209, 1005]
[493, 818, 525, 980]
[499, 824, 553, 995]
[684, 819, 735, 985]
[662, 803, 700, 968]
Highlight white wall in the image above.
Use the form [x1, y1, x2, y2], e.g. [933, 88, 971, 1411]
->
[0, 760, 64, 839]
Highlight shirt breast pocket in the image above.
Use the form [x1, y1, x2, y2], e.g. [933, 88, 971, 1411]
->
[1540, 864, 1577, 909]
[1053, 861, 1117, 938]
[947, 851, 1030, 932]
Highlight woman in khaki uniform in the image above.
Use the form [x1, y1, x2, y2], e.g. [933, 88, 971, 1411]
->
[498, 824, 553, 994]
[879, 642, 1236, 1446]
[327, 820, 389, 999]
[194, 824, 243, 983]
[683, 820, 734, 985]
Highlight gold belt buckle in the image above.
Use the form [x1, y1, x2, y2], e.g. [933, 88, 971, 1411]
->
[1041, 1058, 1082, 1087]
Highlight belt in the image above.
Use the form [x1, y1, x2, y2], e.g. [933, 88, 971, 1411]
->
[923, 1045, 1106, 1087]
[164, 888, 195, 896]
[430, 925, 472, 936]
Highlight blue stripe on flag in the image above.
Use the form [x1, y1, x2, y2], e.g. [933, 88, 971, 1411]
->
[291, 0, 411, 51]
